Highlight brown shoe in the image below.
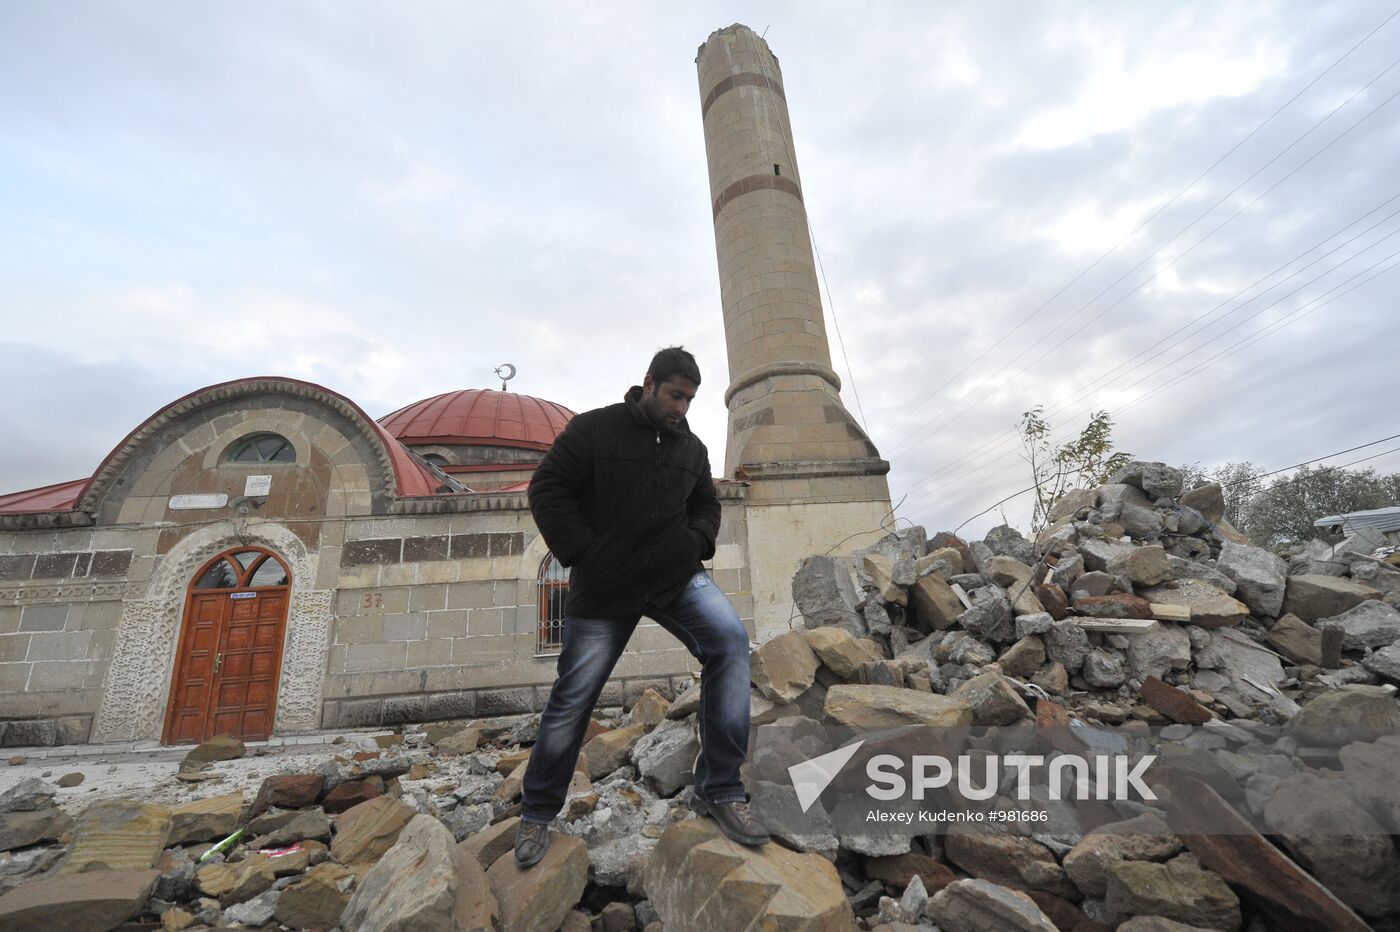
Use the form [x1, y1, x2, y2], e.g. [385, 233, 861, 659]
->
[691, 796, 770, 846]
[514, 819, 550, 868]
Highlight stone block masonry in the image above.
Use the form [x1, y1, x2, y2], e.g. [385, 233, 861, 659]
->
[342, 533, 524, 567]
[0, 550, 133, 581]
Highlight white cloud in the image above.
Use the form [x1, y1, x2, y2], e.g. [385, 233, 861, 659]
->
[1, 1, 1397, 541]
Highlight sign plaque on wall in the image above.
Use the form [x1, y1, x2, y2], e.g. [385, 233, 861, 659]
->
[169, 493, 228, 510]
[244, 475, 272, 497]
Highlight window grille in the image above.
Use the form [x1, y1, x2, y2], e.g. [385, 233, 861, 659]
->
[225, 433, 294, 463]
[536, 552, 568, 654]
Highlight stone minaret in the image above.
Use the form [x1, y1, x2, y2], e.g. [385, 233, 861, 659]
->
[697, 24, 892, 637]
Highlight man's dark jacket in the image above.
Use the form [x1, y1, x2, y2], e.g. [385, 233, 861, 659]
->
[528, 386, 721, 617]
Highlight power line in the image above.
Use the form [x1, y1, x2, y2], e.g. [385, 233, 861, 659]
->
[946, 433, 1400, 536]
[751, 33, 870, 433]
[1111, 248, 1400, 416]
[899, 252, 1400, 520]
[891, 196, 1400, 502]
[873, 9, 1400, 447]
[884, 63, 1400, 462]
[1223, 434, 1400, 488]
[892, 196, 1400, 497]
[918, 250, 1400, 515]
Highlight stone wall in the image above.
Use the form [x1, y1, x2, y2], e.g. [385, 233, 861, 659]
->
[745, 491, 893, 642]
[316, 498, 754, 730]
[0, 525, 137, 745]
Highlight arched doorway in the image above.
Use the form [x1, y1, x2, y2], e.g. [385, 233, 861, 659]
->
[162, 546, 291, 744]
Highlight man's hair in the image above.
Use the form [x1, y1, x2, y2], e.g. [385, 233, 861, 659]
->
[647, 346, 701, 386]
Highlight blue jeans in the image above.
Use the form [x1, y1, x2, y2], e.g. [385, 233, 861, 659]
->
[520, 571, 751, 823]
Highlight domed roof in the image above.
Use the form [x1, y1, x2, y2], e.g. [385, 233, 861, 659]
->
[379, 389, 575, 452]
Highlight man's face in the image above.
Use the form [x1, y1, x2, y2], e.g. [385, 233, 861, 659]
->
[641, 374, 698, 430]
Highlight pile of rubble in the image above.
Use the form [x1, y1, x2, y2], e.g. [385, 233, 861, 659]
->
[1, 460, 1398, 931]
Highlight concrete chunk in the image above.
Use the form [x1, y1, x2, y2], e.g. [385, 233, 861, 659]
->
[0, 868, 159, 932]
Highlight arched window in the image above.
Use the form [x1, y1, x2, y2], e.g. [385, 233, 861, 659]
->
[225, 433, 295, 464]
[192, 547, 291, 589]
[536, 553, 568, 654]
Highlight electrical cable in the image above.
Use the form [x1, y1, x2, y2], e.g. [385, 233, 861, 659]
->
[947, 434, 1400, 537]
[900, 254, 1400, 522]
[751, 32, 870, 434]
[873, 5, 1400, 446]
[885, 68, 1400, 463]
[891, 201, 1400, 503]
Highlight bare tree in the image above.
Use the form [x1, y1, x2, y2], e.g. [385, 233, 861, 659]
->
[1021, 405, 1132, 532]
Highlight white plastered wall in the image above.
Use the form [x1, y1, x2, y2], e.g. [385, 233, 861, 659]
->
[745, 499, 892, 643]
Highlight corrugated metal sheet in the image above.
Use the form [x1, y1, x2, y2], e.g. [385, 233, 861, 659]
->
[1313, 506, 1400, 536]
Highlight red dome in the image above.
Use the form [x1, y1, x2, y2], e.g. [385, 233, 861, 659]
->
[379, 389, 575, 452]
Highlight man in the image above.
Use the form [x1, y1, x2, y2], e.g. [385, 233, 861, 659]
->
[515, 346, 768, 868]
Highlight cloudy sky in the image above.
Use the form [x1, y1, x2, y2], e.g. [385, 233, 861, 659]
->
[2, 2, 1397, 538]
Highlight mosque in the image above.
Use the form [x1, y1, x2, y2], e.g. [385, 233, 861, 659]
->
[0, 25, 891, 748]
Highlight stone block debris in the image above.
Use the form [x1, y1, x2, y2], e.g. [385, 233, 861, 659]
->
[3, 457, 1399, 928]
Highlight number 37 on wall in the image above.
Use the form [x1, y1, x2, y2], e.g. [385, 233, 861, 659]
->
[361, 592, 384, 609]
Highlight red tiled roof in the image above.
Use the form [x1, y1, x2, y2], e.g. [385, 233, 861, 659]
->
[369, 420, 443, 498]
[0, 479, 87, 515]
[379, 389, 575, 452]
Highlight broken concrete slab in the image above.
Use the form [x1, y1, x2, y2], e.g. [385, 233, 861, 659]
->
[342, 813, 497, 932]
[168, 793, 242, 846]
[1172, 777, 1369, 932]
[1316, 599, 1400, 650]
[803, 626, 884, 679]
[792, 555, 864, 634]
[926, 878, 1058, 932]
[909, 574, 964, 631]
[1062, 813, 1181, 898]
[0, 867, 159, 932]
[1263, 771, 1400, 918]
[631, 718, 699, 797]
[486, 833, 588, 932]
[1216, 542, 1287, 618]
[645, 817, 854, 931]
[1265, 614, 1323, 666]
[1104, 853, 1240, 931]
[823, 685, 973, 729]
[1283, 575, 1382, 624]
[751, 630, 821, 704]
[330, 794, 415, 866]
[60, 799, 171, 874]
[1138, 580, 1249, 628]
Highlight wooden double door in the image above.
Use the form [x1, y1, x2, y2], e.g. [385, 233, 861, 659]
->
[163, 547, 291, 745]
